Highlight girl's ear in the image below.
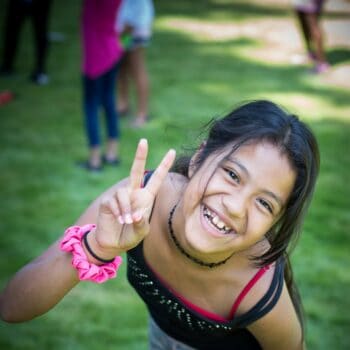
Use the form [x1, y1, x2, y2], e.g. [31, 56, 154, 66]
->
[188, 141, 206, 177]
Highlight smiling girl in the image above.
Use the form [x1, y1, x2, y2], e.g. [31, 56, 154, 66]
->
[0, 100, 319, 349]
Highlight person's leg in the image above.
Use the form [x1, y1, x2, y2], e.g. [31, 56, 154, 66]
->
[101, 63, 120, 162]
[30, 0, 52, 83]
[295, 10, 313, 56]
[82, 75, 103, 169]
[129, 46, 149, 127]
[304, 9, 329, 73]
[117, 54, 130, 115]
[1, 0, 27, 73]
[307, 13, 327, 62]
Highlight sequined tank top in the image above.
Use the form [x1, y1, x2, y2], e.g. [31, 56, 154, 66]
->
[127, 242, 284, 350]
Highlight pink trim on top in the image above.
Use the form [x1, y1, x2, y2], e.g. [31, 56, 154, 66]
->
[228, 265, 270, 319]
[145, 255, 270, 322]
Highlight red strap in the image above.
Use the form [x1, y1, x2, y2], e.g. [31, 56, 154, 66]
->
[229, 265, 270, 319]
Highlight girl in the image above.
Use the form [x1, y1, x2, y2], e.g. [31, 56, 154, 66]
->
[0, 100, 319, 349]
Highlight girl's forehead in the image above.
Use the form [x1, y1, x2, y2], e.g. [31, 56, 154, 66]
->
[207, 141, 294, 176]
[214, 141, 268, 160]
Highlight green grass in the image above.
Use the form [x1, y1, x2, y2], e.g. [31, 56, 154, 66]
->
[0, 0, 349, 349]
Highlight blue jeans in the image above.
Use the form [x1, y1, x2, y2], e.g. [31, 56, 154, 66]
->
[82, 62, 120, 147]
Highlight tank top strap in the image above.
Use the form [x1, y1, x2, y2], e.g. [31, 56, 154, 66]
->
[235, 258, 285, 327]
[229, 265, 270, 319]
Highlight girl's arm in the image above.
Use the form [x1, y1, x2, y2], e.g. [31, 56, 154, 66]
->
[247, 282, 305, 350]
[0, 189, 105, 323]
[0, 139, 175, 323]
[0, 241, 79, 323]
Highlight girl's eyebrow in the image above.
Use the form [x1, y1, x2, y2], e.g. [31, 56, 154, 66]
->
[227, 158, 284, 207]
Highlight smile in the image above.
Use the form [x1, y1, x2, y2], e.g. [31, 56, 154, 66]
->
[203, 205, 233, 235]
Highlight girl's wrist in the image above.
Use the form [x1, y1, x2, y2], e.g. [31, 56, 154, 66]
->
[60, 225, 122, 283]
[83, 228, 123, 265]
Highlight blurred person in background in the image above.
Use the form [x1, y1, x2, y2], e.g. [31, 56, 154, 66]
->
[0, 0, 53, 85]
[116, 0, 154, 128]
[79, 0, 124, 171]
[292, 0, 330, 73]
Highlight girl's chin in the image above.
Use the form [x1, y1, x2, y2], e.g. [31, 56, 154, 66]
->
[184, 229, 230, 258]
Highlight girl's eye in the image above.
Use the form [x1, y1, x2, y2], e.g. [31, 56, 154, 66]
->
[224, 168, 240, 183]
[258, 198, 273, 214]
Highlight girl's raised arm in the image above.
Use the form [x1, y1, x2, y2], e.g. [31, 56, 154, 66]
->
[0, 139, 175, 323]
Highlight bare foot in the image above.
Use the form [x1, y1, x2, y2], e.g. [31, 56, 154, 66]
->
[130, 116, 148, 128]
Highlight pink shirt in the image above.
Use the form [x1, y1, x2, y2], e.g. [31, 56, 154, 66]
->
[82, 0, 123, 78]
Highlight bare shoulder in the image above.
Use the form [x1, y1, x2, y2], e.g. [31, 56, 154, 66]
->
[165, 171, 187, 191]
[247, 281, 304, 350]
[155, 171, 187, 203]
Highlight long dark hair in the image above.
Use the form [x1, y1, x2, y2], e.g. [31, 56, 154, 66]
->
[172, 100, 320, 327]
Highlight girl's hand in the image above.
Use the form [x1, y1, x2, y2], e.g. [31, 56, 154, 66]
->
[90, 139, 176, 259]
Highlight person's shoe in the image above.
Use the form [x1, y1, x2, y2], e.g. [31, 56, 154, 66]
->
[313, 62, 330, 74]
[308, 51, 317, 62]
[77, 160, 103, 172]
[102, 155, 120, 166]
[30, 72, 49, 85]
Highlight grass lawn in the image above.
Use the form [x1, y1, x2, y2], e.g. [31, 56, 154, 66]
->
[0, 0, 349, 349]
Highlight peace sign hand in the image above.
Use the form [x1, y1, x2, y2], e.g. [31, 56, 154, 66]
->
[92, 139, 176, 260]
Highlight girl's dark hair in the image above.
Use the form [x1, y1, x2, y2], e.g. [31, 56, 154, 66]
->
[172, 100, 320, 327]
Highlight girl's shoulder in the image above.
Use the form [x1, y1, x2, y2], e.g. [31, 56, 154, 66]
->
[247, 280, 303, 349]
[147, 171, 187, 201]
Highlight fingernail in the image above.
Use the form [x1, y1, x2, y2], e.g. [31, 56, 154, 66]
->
[133, 210, 143, 222]
[168, 149, 176, 158]
[140, 138, 147, 145]
[118, 215, 124, 224]
[124, 214, 133, 224]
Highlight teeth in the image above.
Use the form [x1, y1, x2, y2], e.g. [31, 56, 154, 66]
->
[203, 206, 232, 234]
[216, 221, 225, 229]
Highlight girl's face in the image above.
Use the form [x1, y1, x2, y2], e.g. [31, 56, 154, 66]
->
[179, 141, 296, 261]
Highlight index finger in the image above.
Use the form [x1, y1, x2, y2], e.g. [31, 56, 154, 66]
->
[145, 148, 176, 196]
[129, 139, 148, 190]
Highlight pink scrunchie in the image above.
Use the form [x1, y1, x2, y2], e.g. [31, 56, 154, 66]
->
[60, 224, 123, 283]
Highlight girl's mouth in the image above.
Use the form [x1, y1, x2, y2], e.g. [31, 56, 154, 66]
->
[203, 205, 233, 235]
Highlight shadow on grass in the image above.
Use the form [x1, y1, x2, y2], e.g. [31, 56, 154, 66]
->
[327, 47, 350, 65]
[155, 0, 289, 19]
[151, 27, 350, 123]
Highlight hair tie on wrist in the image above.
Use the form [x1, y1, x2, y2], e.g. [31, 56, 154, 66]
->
[60, 224, 122, 283]
[82, 230, 115, 263]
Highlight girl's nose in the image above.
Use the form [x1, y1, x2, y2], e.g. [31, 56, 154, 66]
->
[222, 193, 248, 220]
